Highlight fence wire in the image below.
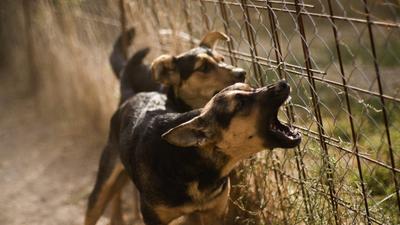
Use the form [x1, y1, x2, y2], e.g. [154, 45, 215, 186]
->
[29, 0, 399, 224]
[121, 1, 400, 224]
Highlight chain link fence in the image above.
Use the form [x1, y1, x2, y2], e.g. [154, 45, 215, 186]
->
[8, 0, 400, 224]
[121, 1, 400, 224]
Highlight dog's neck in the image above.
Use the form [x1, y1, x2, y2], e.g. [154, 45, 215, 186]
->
[196, 145, 234, 178]
[166, 87, 193, 113]
[201, 144, 257, 178]
[155, 121, 230, 197]
[190, 175, 229, 202]
[188, 145, 231, 201]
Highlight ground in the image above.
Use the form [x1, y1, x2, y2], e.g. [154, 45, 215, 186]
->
[0, 78, 134, 225]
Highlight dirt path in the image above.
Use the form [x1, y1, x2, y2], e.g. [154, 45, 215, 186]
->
[0, 81, 114, 225]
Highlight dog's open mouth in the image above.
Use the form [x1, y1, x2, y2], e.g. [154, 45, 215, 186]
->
[265, 91, 301, 148]
[269, 117, 301, 145]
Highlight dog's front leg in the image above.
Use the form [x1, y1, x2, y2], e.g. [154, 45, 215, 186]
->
[183, 179, 231, 225]
[140, 202, 165, 225]
[130, 185, 143, 225]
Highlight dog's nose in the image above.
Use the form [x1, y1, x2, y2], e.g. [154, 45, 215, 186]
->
[276, 80, 289, 91]
[232, 68, 246, 81]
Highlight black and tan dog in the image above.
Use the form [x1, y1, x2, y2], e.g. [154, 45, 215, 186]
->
[109, 28, 246, 107]
[100, 81, 301, 225]
[85, 31, 246, 225]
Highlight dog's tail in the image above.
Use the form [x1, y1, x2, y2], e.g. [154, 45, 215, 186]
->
[125, 47, 151, 68]
[110, 28, 161, 103]
[109, 28, 136, 78]
[119, 47, 161, 103]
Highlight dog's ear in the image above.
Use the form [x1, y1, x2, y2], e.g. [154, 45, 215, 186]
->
[199, 31, 230, 49]
[162, 117, 211, 147]
[151, 54, 180, 85]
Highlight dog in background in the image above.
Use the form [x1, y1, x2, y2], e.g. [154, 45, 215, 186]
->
[85, 30, 246, 225]
[109, 28, 246, 107]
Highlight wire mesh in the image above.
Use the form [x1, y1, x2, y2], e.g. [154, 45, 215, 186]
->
[25, 0, 399, 224]
[124, 0, 399, 224]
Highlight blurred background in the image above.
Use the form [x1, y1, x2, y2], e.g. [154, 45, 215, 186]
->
[0, 0, 399, 224]
[0, 1, 127, 224]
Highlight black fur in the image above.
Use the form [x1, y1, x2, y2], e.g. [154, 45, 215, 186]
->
[119, 47, 161, 103]
[165, 88, 192, 113]
[87, 112, 122, 209]
[109, 28, 161, 104]
[211, 95, 232, 129]
[109, 28, 136, 77]
[175, 47, 210, 80]
[118, 94, 228, 207]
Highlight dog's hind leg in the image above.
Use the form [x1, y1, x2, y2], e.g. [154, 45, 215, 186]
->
[110, 191, 124, 225]
[110, 183, 142, 225]
[84, 143, 129, 225]
[131, 185, 142, 220]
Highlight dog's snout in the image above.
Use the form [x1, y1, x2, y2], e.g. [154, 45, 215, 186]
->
[257, 80, 290, 99]
[232, 68, 246, 81]
[276, 80, 289, 91]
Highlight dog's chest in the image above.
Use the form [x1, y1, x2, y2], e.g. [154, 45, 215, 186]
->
[186, 180, 226, 206]
[156, 179, 230, 216]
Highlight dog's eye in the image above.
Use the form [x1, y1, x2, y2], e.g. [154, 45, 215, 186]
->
[235, 95, 246, 111]
[236, 101, 244, 111]
[234, 94, 254, 113]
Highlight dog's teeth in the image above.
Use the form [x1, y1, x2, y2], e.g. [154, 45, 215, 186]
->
[284, 96, 292, 105]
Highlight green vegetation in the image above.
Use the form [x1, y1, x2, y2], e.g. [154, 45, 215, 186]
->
[233, 59, 400, 223]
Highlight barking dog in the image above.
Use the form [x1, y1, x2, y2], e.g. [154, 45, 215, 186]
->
[116, 81, 301, 225]
[85, 31, 246, 225]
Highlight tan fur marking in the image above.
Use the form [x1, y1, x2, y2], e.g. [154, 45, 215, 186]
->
[154, 180, 230, 224]
[110, 193, 124, 225]
[212, 51, 225, 62]
[178, 67, 241, 108]
[199, 31, 229, 49]
[150, 54, 179, 85]
[193, 53, 217, 70]
[84, 162, 128, 225]
[217, 107, 265, 177]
